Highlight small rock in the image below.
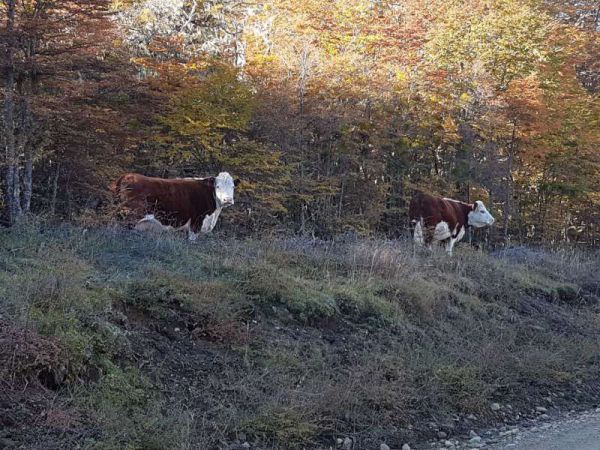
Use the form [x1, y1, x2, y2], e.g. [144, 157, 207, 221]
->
[402, 444, 411, 450]
[491, 403, 501, 411]
[174, 327, 180, 332]
[535, 406, 547, 413]
[241, 443, 250, 449]
[438, 431, 448, 439]
[467, 414, 477, 420]
[469, 430, 478, 438]
[469, 436, 482, 444]
[342, 437, 353, 450]
[336, 438, 343, 445]
[445, 440, 454, 447]
[539, 414, 550, 420]
[380, 444, 391, 450]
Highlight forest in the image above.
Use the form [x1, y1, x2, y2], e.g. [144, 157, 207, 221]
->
[1, 0, 599, 245]
[2, 3, 600, 449]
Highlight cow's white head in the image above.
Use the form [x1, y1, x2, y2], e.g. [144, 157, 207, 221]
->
[213, 171, 240, 207]
[468, 201, 495, 228]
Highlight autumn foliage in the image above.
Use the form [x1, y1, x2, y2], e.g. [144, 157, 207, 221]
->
[1, 0, 599, 244]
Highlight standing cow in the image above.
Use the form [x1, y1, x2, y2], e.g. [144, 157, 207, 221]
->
[409, 191, 494, 255]
[113, 172, 240, 241]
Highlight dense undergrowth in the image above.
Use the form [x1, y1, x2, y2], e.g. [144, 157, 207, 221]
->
[1, 221, 599, 449]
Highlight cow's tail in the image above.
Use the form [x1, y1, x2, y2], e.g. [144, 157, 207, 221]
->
[408, 190, 426, 242]
[111, 174, 126, 199]
[106, 174, 132, 225]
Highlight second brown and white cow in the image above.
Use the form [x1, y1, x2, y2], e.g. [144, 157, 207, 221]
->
[113, 172, 239, 241]
[409, 191, 494, 255]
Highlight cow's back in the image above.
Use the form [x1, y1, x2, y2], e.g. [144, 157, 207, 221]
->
[410, 191, 444, 225]
[113, 173, 215, 230]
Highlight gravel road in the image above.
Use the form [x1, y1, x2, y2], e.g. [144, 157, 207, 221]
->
[487, 409, 600, 450]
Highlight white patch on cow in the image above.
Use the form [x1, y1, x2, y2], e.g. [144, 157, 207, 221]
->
[445, 225, 465, 255]
[433, 221, 452, 241]
[214, 172, 236, 207]
[134, 214, 173, 233]
[201, 208, 222, 233]
[188, 230, 199, 242]
[468, 200, 495, 228]
[413, 218, 425, 244]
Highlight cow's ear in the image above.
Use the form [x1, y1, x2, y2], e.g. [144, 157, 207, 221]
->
[234, 178, 241, 187]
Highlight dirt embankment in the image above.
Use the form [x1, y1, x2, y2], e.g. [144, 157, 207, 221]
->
[1, 223, 599, 449]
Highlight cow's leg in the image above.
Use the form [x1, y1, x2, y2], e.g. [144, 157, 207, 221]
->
[413, 218, 425, 245]
[445, 238, 455, 255]
[445, 225, 465, 256]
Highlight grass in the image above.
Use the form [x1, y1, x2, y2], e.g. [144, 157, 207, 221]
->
[1, 219, 599, 449]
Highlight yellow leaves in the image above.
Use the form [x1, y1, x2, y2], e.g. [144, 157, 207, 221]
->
[425, 0, 552, 88]
[459, 92, 472, 104]
[442, 115, 460, 143]
[395, 70, 408, 83]
[137, 8, 156, 25]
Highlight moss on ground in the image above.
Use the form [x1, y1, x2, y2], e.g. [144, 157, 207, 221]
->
[1, 221, 599, 449]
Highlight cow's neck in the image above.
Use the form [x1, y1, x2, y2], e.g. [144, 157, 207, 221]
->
[201, 207, 222, 233]
[462, 203, 474, 226]
[200, 193, 223, 233]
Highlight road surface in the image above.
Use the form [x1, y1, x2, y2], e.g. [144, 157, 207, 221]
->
[488, 410, 600, 450]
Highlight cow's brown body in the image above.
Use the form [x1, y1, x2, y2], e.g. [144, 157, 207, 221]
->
[113, 173, 217, 233]
[409, 191, 494, 254]
[409, 191, 473, 244]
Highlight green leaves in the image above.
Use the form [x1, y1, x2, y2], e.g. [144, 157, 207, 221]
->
[426, 0, 551, 89]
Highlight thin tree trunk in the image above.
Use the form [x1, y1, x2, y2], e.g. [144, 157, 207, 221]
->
[17, 95, 33, 214]
[50, 163, 60, 216]
[23, 145, 33, 213]
[3, 0, 21, 223]
[503, 122, 517, 244]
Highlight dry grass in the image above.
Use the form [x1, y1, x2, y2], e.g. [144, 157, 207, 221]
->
[1, 219, 599, 449]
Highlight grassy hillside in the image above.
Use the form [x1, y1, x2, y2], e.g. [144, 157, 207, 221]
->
[1, 221, 599, 449]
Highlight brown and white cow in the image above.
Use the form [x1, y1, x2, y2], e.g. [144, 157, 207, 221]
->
[113, 172, 239, 241]
[409, 191, 494, 255]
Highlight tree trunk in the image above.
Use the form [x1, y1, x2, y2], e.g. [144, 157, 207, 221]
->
[22, 145, 33, 214]
[50, 163, 60, 216]
[503, 122, 517, 244]
[3, 0, 21, 224]
[17, 95, 33, 214]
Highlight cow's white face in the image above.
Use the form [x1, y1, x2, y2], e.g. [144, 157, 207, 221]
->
[468, 201, 495, 228]
[214, 172, 236, 207]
